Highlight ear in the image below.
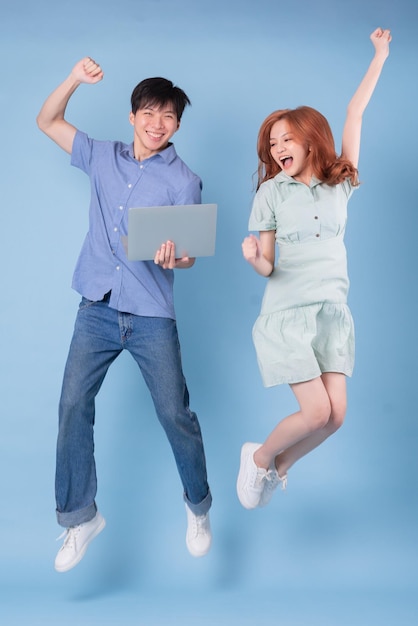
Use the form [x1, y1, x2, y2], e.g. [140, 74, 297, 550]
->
[129, 111, 135, 126]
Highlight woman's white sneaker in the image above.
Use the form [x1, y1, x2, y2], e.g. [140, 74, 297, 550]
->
[54, 511, 106, 573]
[259, 469, 287, 507]
[236, 442, 267, 509]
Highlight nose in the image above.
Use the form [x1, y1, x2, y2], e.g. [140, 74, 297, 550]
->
[271, 143, 284, 154]
[151, 115, 164, 129]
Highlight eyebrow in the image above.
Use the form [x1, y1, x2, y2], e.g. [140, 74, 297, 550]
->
[141, 104, 176, 114]
[270, 131, 291, 141]
[274, 131, 291, 138]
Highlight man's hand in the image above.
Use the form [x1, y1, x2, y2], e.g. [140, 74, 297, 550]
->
[71, 57, 104, 85]
[36, 56, 104, 154]
[154, 241, 195, 269]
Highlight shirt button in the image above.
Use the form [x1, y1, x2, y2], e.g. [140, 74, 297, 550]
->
[314, 216, 319, 219]
[116, 265, 120, 270]
[315, 234, 320, 238]
[139, 165, 144, 169]
[119, 205, 123, 211]
[128, 184, 132, 188]
[114, 227, 118, 232]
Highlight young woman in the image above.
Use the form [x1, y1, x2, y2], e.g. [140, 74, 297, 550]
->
[237, 28, 391, 509]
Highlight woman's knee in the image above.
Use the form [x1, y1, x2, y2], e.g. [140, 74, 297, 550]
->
[321, 372, 347, 431]
[304, 397, 332, 431]
[293, 379, 332, 431]
[328, 401, 346, 431]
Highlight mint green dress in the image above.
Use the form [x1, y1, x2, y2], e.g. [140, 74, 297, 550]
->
[249, 171, 356, 387]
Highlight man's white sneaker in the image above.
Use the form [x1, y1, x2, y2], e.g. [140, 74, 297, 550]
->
[54, 511, 106, 573]
[185, 504, 212, 557]
[236, 442, 267, 509]
[259, 469, 288, 507]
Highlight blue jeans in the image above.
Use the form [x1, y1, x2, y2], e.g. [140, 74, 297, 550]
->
[56, 295, 211, 527]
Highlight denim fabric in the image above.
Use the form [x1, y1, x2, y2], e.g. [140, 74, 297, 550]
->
[56, 296, 211, 527]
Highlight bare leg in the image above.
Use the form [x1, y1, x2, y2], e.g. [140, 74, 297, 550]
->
[254, 373, 347, 477]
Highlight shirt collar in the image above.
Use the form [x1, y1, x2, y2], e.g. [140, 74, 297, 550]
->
[275, 170, 321, 188]
[124, 142, 177, 165]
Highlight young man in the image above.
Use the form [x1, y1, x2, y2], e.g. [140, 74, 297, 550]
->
[37, 57, 212, 572]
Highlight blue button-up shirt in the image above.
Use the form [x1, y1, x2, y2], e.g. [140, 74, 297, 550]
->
[70, 130, 202, 319]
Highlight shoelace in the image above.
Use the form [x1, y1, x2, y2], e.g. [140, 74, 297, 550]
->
[278, 473, 288, 491]
[191, 515, 208, 537]
[192, 514, 209, 536]
[265, 469, 288, 491]
[249, 465, 268, 490]
[56, 525, 81, 548]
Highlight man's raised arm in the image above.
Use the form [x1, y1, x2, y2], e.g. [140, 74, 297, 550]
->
[36, 57, 104, 154]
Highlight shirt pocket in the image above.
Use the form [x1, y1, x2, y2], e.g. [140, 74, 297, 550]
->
[278, 231, 300, 244]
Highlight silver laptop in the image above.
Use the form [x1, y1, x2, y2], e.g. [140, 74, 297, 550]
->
[124, 203, 217, 261]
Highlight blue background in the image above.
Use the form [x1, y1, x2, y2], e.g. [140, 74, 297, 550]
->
[1, 0, 417, 624]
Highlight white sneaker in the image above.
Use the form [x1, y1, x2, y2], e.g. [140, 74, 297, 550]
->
[185, 504, 212, 557]
[54, 511, 106, 573]
[236, 442, 267, 509]
[259, 469, 288, 507]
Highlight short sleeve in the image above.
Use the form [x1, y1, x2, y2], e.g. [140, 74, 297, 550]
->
[71, 130, 94, 175]
[248, 184, 277, 232]
[175, 176, 202, 205]
[340, 177, 357, 200]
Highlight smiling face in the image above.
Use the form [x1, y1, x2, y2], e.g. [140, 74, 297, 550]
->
[269, 118, 313, 185]
[129, 103, 180, 161]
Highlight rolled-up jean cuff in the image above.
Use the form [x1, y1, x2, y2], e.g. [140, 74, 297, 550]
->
[184, 488, 212, 516]
[56, 501, 97, 528]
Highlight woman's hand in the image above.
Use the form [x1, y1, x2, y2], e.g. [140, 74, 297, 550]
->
[242, 232, 275, 276]
[370, 28, 391, 59]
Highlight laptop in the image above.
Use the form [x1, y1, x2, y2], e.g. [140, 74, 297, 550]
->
[124, 203, 217, 261]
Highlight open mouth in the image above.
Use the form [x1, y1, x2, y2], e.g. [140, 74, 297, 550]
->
[280, 156, 293, 169]
[147, 131, 164, 140]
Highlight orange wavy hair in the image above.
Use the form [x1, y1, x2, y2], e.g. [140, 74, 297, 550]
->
[256, 106, 359, 190]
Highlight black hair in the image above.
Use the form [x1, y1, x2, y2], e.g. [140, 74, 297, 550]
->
[130, 77, 191, 120]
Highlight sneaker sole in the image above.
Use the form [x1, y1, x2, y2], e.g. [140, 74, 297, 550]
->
[55, 516, 106, 573]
